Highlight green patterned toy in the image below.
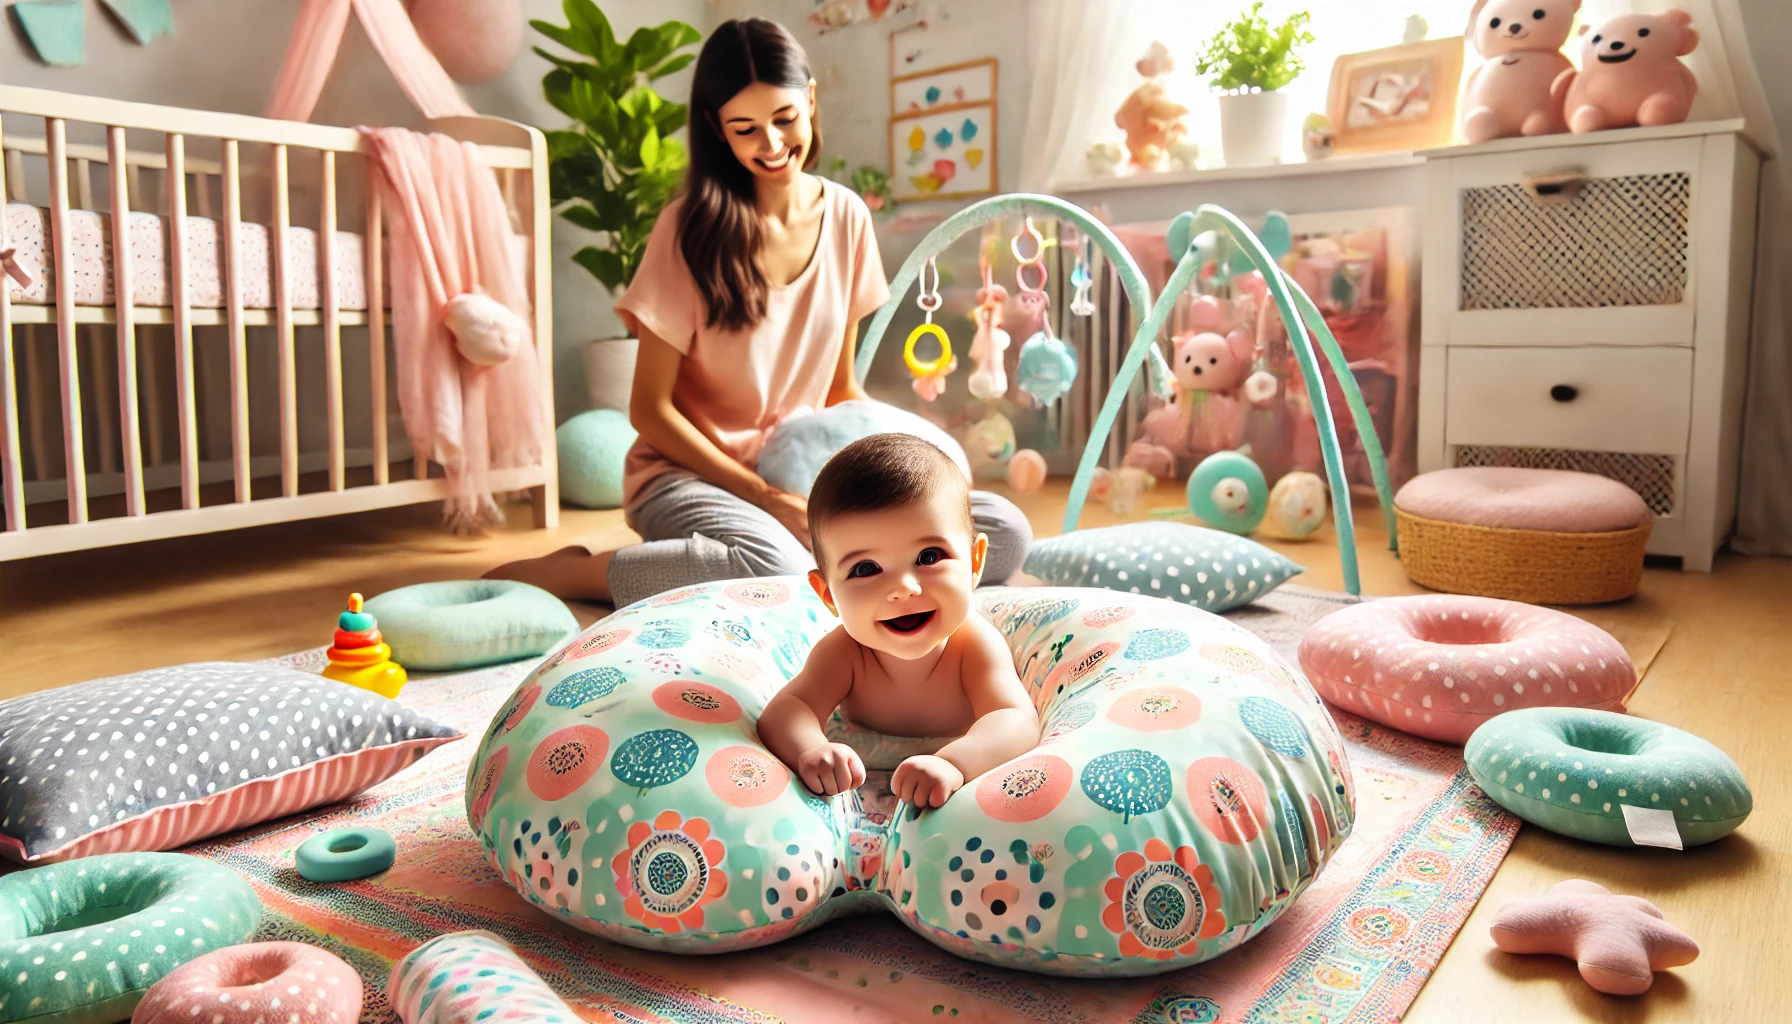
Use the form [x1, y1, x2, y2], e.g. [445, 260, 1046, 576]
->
[467, 580, 1356, 976]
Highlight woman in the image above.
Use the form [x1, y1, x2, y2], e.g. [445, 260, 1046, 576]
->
[491, 18, 1031, 607]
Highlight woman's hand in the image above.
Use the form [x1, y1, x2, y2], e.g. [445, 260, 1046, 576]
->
[758, 487, 811, 545]
[892, 754, 966, 809]
[796, 742, 866, 796]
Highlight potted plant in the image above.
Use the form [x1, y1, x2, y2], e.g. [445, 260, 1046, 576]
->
[533, 0, 700, 413]
[850, 165, 893, 212]
[1194, 3, 1314, 167]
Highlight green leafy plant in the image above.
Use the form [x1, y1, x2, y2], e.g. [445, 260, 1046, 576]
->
[1194, 3, 1315, 93]
[533, 0, 700, 291]
[850, 165, 892, 211]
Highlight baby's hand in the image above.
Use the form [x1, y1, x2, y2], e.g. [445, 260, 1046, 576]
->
[893, 755, 966, 809]
[796, 742, 866, 796]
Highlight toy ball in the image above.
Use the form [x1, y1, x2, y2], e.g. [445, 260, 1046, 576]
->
[556, 409, 637, 509]
[1243, 369, 1279, 408]
[1187, 450, 1267, 534]
[1007, 448, 1047, 492]
[963, 411, 1016, 475]
[1261, 471, 1328, 539]
[1016, 332, 1078, 406]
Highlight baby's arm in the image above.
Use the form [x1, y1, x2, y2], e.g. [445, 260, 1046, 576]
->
[757, 627, 867, 796]
[895, 618, 1040, 808]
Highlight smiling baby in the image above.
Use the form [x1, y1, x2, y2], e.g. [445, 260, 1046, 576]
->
[756, 434, 1040, 809]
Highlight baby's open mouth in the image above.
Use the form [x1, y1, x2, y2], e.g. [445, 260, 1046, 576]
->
[1597, 49, 1636, 63]
[880, 610, 936, 635]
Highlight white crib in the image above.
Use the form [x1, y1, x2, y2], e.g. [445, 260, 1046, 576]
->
[0, 85, 558, 563]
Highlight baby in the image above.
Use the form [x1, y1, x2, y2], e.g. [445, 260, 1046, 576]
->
[757, 434, 1039, 808]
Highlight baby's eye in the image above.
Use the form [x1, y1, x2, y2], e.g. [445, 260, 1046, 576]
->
[916, 547, 947, 567]
[847, 560, 881, 579]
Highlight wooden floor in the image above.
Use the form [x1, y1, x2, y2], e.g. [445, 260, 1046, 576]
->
[1, 481, 1786, 1022]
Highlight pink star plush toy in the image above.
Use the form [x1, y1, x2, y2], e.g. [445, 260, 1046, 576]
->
[1490, 879, 1699, 995]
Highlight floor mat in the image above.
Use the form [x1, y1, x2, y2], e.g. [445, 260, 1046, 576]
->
[188, 586, 1541, 1023]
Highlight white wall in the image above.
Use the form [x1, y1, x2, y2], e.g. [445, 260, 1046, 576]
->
[2, 0, 706, 422]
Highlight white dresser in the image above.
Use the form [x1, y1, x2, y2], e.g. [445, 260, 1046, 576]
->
[1417, 121, 1763, 572]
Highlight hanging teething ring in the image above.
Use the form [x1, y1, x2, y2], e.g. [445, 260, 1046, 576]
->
[904, 323, 953, 376]
[1015, 260, 1050, 296]
[1011, 216, 1046, 264]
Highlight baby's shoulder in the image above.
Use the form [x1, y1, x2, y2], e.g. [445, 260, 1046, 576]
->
[802, 624, 871, 676]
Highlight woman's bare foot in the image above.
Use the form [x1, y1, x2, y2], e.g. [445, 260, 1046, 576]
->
[485, 546, 615, 603]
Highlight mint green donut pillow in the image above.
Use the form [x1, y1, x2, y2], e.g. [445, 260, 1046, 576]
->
[366, 580, 578, 671]
[1466, 708, 1752, 848]
[465, 578, 1356, 977]
[0, 853, 262, 1024]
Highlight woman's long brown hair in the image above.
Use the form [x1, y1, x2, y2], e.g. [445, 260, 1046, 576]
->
[681, 18, 822, 332]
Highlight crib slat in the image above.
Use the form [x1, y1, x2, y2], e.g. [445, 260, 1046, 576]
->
[321, 151, 344, 491]
[48, 119, 88, 523]
[0, 113, 23, 531]
[272, 144, 297, 498]
[108, 126, 145, 516]
[167, 133, 199, 509]
[4, 149, 24, 201]
[367, 177, 388, 485]
[223, 139, 250, 504]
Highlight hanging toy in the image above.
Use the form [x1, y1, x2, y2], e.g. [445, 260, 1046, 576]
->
[1010, 218, 1079, 406]
[1068, 235, 1096, 317]
[1186, 450, 1268, 535]
[905, 257, 955, 402]
[1007, 448, 1047, 493]
[1261, 471, 1329, 540]
[967, 262, 1011, 401]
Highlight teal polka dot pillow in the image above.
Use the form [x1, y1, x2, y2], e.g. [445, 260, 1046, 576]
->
[1023, 522, 1303, 612]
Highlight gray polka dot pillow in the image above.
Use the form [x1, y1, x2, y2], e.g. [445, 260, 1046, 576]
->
[1022, 521, 1303, 612]
[0, 661, 460, 863]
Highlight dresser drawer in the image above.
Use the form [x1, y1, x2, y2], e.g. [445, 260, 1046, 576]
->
[1432, 136, 1701, 348]
[1445, 346, 1691, 455]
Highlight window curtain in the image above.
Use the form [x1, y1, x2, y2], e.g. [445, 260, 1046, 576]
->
[1016, 0, 1146, 192]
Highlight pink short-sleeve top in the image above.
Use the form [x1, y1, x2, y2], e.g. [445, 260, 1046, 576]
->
[614, 179, 891, 505]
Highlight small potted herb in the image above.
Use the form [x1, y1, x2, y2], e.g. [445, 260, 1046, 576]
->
[1194, 3, 1314, 167]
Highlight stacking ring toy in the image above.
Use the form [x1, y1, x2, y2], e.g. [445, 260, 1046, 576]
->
[0, 853, 262, 1024]
[1467, 707, 1752, 848]
[903, 323, 953, 376]
[133, 942, 363, 1024]
[296, 827, 397, 882]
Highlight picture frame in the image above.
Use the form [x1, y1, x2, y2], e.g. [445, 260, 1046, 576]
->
[888, 58, 998, 203]
[1326, 37, 1465, 155]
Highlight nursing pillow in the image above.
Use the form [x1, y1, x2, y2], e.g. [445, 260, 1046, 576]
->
[466, 578, 1355, 977]
[755, 400, 970, 500]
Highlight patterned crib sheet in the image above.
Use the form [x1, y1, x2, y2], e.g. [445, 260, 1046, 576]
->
[3, 202, 370, 310]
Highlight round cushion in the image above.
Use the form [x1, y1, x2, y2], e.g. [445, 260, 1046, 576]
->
[556, 409, 637, 510]
[465, 578, 1356, 977]
[366, 580, 577, 671]
[296, 828, 397, 883]
[1466, 708, 1752, 847]
[755, 400, 970, 499]
[132, 942, 362, 1024]
[1394, 468, 1649, 533]
[0, 852, 262, 1024]
[1299, 595, 1633, 744]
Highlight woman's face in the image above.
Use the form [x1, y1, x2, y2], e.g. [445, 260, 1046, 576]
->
[716, 80, 816, 185]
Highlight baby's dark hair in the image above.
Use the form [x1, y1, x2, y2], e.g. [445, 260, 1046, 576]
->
[808, 433, 972, 566]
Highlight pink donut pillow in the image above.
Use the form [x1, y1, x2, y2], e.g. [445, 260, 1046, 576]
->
[1298, 595, 1634, 744]
[133, 942, 363, 1024]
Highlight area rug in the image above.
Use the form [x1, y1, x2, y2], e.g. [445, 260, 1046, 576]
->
[190, 586, 1531, 1024]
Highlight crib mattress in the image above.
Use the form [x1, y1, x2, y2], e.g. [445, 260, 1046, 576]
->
[3, 202, 370, 311]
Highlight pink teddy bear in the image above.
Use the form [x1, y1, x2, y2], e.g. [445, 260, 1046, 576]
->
[1554, 10, 1700, 134]
[1173, 329, 1253, 395]
[1460, 0, 1580, 143]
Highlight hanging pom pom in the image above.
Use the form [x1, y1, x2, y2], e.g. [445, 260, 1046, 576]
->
[1243, 370, 1279, 408]
[444, 292, 528, 366]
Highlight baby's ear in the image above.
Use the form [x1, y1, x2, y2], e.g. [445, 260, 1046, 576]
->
[970, 533, 990, 584]
[808, 570, 838, 616]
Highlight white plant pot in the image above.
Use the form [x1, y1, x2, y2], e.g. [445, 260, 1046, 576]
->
[582, 336, 638, 414]
[1218, 90, 1290, 168]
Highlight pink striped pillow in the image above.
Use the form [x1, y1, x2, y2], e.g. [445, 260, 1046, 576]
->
[0, 662, 460, 863]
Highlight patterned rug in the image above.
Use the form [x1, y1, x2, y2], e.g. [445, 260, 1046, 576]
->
[189, 586, 1523, 1024]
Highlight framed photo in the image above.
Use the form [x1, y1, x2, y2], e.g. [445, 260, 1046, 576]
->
[890, 58, 996, 116]
[888, 59, 998, 203]
[1326, 37, 1465, 155]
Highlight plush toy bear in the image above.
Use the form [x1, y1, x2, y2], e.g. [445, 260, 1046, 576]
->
[1114, 42, 1190, 173]
[1555, 10, 1700, 134]
[1173, 329, 1254, 395]
[1460, 0, 1580, 143]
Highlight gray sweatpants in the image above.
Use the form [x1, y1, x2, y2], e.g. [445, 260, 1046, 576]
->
[609, 470, 1034, 609]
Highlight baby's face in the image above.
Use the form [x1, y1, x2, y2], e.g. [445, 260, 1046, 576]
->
[809, 489, 987, 661]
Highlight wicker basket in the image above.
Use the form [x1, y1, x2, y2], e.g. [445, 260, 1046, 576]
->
[1396, 507, 1650, 605]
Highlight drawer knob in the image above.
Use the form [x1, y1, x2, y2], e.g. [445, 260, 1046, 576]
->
[1550, 384, 1579, 403]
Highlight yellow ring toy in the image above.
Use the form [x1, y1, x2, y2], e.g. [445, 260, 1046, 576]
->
[904, 323, 953, 376]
